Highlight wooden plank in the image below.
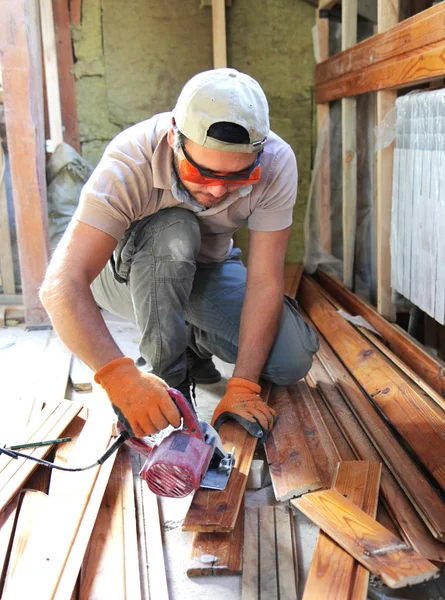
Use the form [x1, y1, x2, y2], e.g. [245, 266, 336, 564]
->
[70, 355, 93, 392]
[0, 495, 20, 592]
[212, 0, 227, 68]
[341, 0, 357, 290]
[259, 506, 277, 598]
[284, 263, 304, 298]
[293, 489, 439, 589]
[0, 400, 84, 512]
[316, 3, 445, 87]
[39, 0, 64, 151]
[0, 144, 15, 294]
[69, 0, 81, 24]
[80, 448, 141, 600]
[303, 461, 381, 600]
[264, 384, 323, 500]
[242, 507, 259, 600]
[183, 382, 270, 532]
[302, 315, 445, 561]
[376, 0, 398, 320]
[0, 0, 50, 326]
[316, 38, 445, 104]
[275, 507, 298, 600]
[299, 276, 445, 496]
[188, 500, 244, 576]
[52, 0, 81, 152]
[316, 267, 445, 397]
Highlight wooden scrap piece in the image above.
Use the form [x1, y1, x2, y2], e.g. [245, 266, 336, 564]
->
[183, 383, 271, 532]
[293, 489, 439, 589]
[79, 447, 141, 600]
[304, 318, 445, 560]
[0, 399, 84, 512]
[299, 276, 445, 496]
[242, 506, 297, 600]
[303, 461, 381, 600]
[264, 384, 322, 500]
[188, 499, 244, 577]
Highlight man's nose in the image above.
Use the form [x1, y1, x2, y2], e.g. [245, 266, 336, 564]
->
[207, 184, 227, 198]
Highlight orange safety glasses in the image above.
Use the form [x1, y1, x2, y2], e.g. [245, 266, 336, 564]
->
[178, 140, 262, 187]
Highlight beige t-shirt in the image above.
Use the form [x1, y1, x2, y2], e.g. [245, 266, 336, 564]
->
[74, 112, 298, 263]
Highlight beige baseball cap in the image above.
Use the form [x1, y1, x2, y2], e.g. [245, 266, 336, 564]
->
[173, 68, 269, 154]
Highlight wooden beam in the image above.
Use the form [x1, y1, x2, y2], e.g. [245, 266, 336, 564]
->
[212, 0, 227, 68]
[376, 0, 399, 320]
[342, 0, 357, 289]
[299, 277, 445, 529]
[52, 0, 81, 152]
[315, 3, 445, 103]
[316, 267, 445, 397]
[69, 0, 81, 24]
[0, 0, 50, 326]
[293, 489, 439, 588]
[0, 144, 15, 294]
[39, 0, 64, 151]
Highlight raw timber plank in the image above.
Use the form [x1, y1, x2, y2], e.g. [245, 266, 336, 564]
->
[0, 495, 20, 591]
[182, 382, 271, 532]
[303, 461, 381, 600]
[80, 447, 141, 600]
[316, 3, 445, 88]
[264, 384, 322, 500]
[293, 489, 439, 589]
[0, 400, 84, 512]
[284, 263, 304, 298]
[242, 506, 298, 600]
[299, 276, 445, 494]
[316, 267, 445, 397]
[0, 0, 50, 326]
[188, 500, 244, 576]
[303, 320, 445, 561]
[212, 0, 227, 68]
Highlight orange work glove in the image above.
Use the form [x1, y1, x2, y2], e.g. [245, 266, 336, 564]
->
[94, 357, 180, 438]
[211, 376, 276, 438]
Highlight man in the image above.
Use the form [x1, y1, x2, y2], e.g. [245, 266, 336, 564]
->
[40, 68, 319, 440]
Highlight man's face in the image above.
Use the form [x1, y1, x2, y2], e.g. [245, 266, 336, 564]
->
[168, 130, 258, 209]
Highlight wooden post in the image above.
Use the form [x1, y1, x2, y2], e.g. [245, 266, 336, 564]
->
[212, 0, 227, 68]
[52, 0, 81, 153]
[342, 0, 358, 290]
[40, 0, 64, 152]
[0, 0, 50, 327]
[316, 10, 331, 252]
[376, 0, 399, 320]
[0, 144, 15, 294]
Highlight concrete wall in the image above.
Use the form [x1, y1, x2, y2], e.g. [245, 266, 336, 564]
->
[73, 0, 315, 261]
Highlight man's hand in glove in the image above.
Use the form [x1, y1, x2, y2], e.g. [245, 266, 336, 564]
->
[94, 357, 180, 438]
[210, 376, 276, 438]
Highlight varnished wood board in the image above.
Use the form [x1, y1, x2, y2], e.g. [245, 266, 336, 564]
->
[284, 263, 304, 298]
[299, 276, 445, 497]
[293, 489, 439, 589]
[183, 383, 270, 532]
[264, 384, 322, 500]
[188, 499, 244, 576]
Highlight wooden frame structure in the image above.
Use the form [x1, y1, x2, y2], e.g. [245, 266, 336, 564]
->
[316, 2, 445, 319]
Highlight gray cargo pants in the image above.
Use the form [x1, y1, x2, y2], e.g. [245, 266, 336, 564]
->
[91, 207, 319, 387]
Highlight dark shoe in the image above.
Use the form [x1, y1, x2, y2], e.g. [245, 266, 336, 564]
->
[185, 347, 221, 384]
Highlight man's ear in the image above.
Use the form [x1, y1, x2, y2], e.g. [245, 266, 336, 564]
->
[167, 123, 175, 149]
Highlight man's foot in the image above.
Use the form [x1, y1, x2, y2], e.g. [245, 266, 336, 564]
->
[185, 347, 222, 384]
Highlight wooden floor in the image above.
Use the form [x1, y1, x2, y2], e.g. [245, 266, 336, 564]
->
[1, 311, 445, 599]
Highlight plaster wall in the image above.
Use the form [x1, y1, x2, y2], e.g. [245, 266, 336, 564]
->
[73, 0, 315, 261]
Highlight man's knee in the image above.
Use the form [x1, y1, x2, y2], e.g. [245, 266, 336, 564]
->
[137, 207, 201, 262]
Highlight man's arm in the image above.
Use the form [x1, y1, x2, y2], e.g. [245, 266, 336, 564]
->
[233, 226, 291, 382]
[40, 220, 124, 371]
[211, 227, 290, 437]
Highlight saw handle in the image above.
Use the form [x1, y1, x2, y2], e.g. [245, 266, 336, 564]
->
[167, 387, 204, 442]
